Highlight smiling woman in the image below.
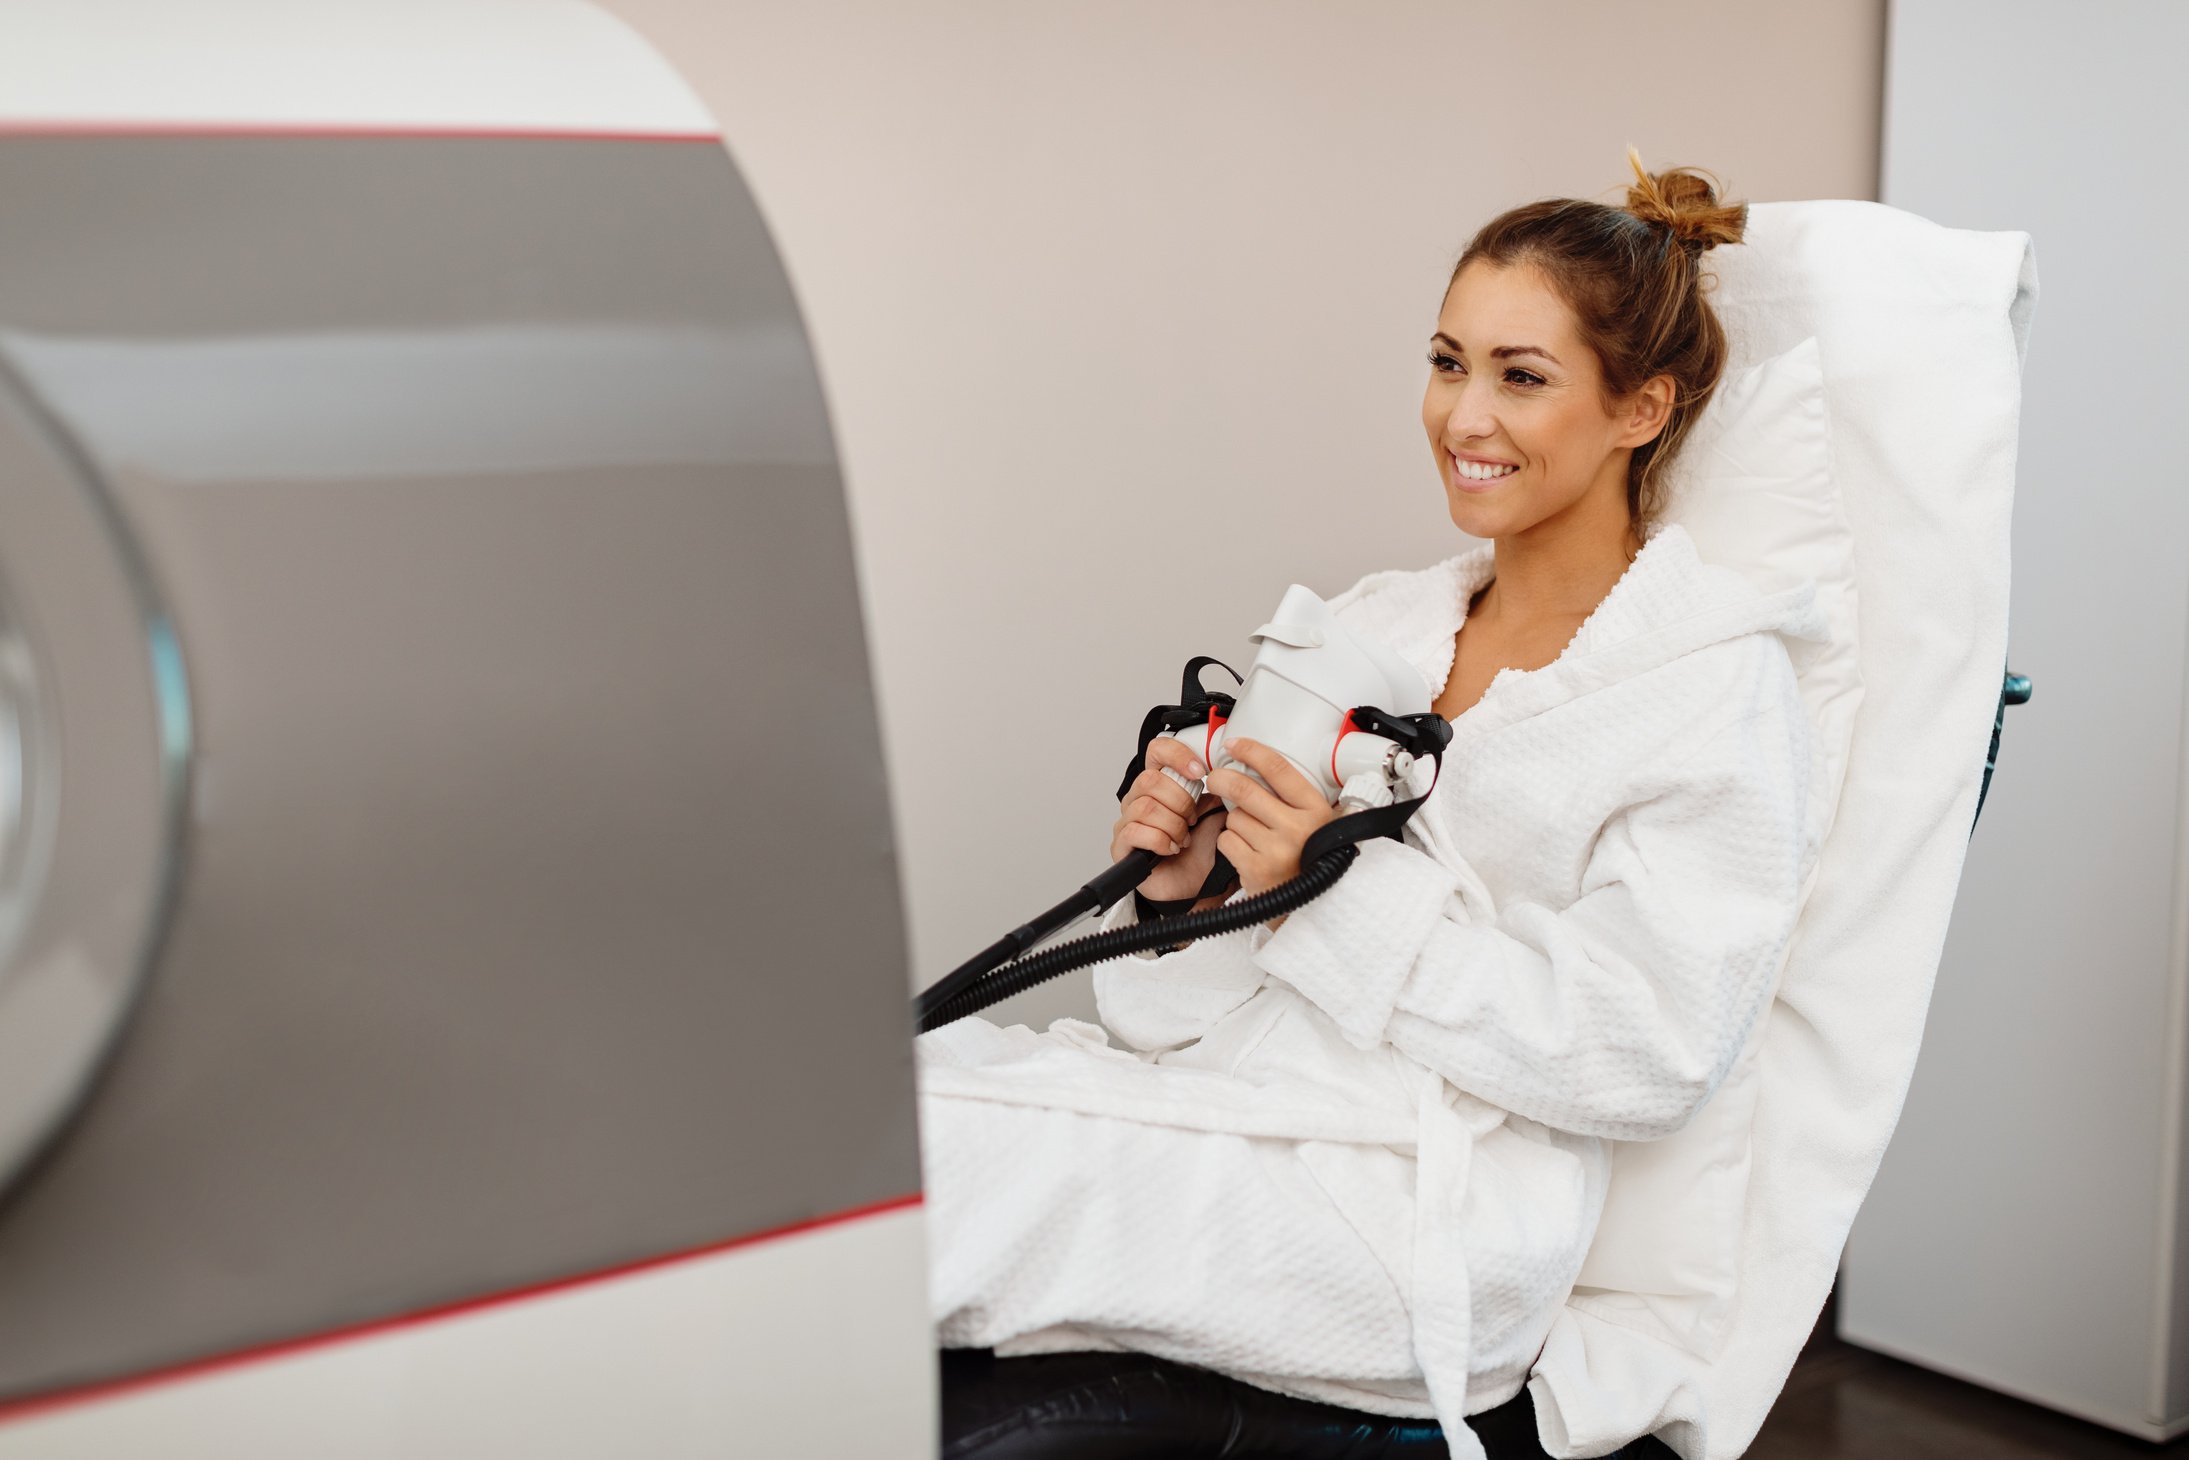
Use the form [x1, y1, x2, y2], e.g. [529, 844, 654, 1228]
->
[1423, 154, 1750, 723]
[922, 154, 1806, 1460]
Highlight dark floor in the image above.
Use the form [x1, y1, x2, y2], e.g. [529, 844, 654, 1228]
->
[1748, 1290, 2182, 1458]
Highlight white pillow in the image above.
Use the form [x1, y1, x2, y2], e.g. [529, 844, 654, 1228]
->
[1667, 334, 1863, 840]
[1569, 335, 1861, 1350]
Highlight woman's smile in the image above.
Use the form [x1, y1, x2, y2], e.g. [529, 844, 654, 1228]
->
[1448, 449, 1521, 491]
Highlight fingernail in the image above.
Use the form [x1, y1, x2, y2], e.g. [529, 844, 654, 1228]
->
[1187, 759, 1206, 778]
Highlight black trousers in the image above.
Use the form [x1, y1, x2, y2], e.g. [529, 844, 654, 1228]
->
[941, 1347, 1682, 1460]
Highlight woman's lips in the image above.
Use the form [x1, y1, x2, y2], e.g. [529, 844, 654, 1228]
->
[1450, 450, 1519, 493]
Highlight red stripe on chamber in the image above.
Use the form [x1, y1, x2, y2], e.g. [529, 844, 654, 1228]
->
[0, 1189, 923, 1426]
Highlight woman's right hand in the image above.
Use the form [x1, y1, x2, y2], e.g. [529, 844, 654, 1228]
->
[1111, 734, 1230, 903]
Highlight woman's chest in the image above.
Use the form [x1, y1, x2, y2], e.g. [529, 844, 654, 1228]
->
[1430, 617, 1587, 723]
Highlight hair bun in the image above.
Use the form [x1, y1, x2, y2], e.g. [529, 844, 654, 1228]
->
[1623, 146, 1747, 253]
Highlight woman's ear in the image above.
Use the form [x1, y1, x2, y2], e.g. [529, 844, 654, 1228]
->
[1617, 374, 1676, 448]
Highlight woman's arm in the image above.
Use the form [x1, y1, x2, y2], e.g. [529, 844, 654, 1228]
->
[1250, 698, 1813, 1141]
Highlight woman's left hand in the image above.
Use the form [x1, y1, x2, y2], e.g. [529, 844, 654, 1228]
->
[1207, 737, 1343, 899]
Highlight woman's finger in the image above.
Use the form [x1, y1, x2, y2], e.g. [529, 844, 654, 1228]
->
[1124, 798, 1191, 847]
[1130, 769, 1197, 821]
[1221, 807, 1273, 854]
[1126, 780, 1194, 826]
[1116, 820, 1185, 859]
[1123, 815, 1190, 857]
[1224, 737, 1326, 813]
[1206, 766, 1285, 826]
[1145, 735, 1211, 782]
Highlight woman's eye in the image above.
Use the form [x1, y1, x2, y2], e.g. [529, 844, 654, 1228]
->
[1504, 368, 1545, 387]
[1427, 350, 1463, 374]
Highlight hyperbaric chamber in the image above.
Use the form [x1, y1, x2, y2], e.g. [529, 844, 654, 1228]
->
[0, 4, 928, 1452]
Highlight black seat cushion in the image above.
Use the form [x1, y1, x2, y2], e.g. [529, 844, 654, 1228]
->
[940, 1348, 1680, 1459]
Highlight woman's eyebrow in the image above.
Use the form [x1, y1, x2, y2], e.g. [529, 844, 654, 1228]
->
[1431, 332, 1563, 367]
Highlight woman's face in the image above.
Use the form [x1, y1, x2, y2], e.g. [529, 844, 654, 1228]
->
[1421, 259, 1668, 542]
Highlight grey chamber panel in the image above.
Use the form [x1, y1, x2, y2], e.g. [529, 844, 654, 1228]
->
[0, 138, 918, 1401]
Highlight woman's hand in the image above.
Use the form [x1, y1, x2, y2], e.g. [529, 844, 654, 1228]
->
[1206, 738, 1342, 897]
[1111, 734, 1230, 903]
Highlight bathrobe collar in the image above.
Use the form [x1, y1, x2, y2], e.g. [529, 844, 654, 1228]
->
[1344, 522, 1828, 741]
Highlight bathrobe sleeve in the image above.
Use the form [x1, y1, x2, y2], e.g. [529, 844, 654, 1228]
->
[1091, 891, 1269, 1054]
[1250, 697, 1812, 1142]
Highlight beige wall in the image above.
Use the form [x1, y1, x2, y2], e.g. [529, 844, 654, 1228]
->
[599, 0, 1885, 1027]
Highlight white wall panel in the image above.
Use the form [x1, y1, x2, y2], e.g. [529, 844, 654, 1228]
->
[1843, 0, 2189, 1439]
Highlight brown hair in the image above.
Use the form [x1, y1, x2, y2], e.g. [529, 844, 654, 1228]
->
[1451, 147, 1747, 532]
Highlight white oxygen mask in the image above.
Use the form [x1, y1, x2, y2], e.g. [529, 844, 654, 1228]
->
[1159, 584, 1434, 813]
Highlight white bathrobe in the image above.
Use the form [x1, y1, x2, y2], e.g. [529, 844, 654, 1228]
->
[917, 521, 1827, 1456]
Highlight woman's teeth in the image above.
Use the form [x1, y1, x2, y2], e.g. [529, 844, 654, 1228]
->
[1454, 458, 1518, 481]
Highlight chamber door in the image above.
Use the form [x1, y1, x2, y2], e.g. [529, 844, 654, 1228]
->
[0, 362, 186, 1198]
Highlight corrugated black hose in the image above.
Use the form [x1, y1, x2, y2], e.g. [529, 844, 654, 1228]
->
[912, 677, 1449, 1035]
[914, 840, 1361, 1034]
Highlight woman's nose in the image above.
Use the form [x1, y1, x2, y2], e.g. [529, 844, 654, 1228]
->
[1441, 378, 1496, 444]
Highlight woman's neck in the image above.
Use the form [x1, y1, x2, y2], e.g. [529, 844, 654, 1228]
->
[1476, 489, 1640, 628]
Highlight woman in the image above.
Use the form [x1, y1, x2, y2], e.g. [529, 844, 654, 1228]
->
[916, 156, 1824, 1451]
